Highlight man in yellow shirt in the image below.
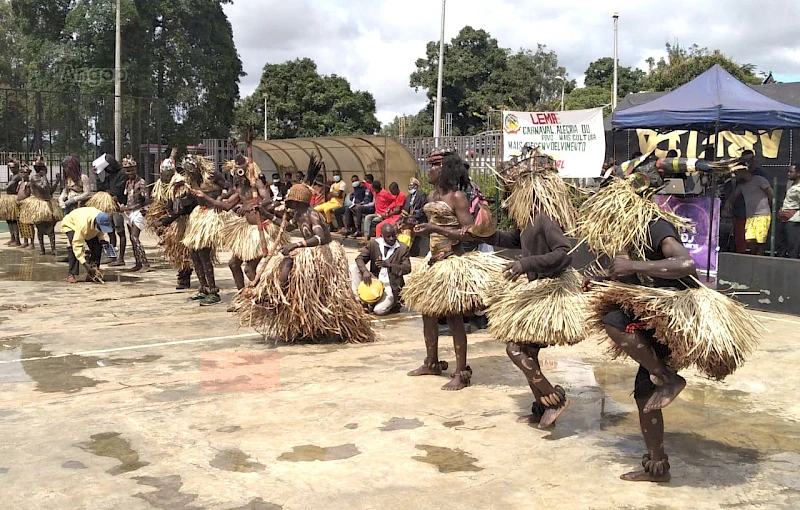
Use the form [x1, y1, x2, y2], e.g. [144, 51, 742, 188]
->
[314, 169, 347, 227]
[61, 206, 114, 283]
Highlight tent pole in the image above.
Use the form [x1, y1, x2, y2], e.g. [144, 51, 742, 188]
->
[707, 123, 720, 283]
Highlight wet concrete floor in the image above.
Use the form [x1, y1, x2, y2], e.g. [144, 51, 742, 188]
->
[1, 232, 800, 509]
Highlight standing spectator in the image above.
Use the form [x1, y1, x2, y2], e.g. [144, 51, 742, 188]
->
[375, 182, 408, 235]
[397, 178, 428, 247]
[780, 163, 800, 259]
[349, 223, 411, 315]
[360, 180, 395, 240]
[315, 169, 347, 226]
[724, 167, 773, 256]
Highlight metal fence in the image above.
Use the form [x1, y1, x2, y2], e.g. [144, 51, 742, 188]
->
[398, 130, 503, 193]
[1, 88, 167, 187]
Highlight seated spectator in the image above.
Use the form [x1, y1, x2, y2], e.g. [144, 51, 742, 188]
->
[268, 172, 287, 203]
[356, 180, 393, 239]
[375, 182, 406, 235]
[376, 177, 428, 246]
[349, 224, 411, 316]
[338, 175, 370, 234]
[315, 169, 347, 226]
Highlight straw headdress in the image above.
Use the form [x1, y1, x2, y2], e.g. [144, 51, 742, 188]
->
[497, 147, 577, 231]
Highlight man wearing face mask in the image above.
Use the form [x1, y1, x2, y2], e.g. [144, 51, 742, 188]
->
[314, 169, 346, 227]
[268, 172, 287, 203]
[339, 174, 371, 235]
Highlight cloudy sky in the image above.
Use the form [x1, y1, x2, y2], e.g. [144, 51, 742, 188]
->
[223, 0, 800, 125]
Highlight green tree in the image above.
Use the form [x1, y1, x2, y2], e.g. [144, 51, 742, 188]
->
[563, 86, 612, 115]
[8, 0, 242, 153]
[643, 43, 760, 92]
[410, 26, 569, 135]
[236, 58, 380, 140]
[584, 57, 645, 100]
[381, 110, 434, 138]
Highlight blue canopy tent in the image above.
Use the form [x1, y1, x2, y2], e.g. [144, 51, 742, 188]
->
[612, 64, 800, 132]
[610, 65, 800, 277]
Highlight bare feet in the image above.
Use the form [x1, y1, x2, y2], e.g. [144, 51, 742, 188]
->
[65, 275, 77, 284]
[441, 368, 471, 391]
[20, 242, 28, 248]
[620, 468, 671, 483]
[644, 374, 686, 413]
[137, 265, 151, 273]
[108, 260, 125, 267]
[129, 265, 143, 272]
[407, 361, 447, 376]
[539, 399, 570, 429]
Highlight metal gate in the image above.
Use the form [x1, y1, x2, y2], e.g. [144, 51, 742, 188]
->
[1, 88, 167, 186]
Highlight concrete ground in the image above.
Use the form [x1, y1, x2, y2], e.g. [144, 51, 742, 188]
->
[1, 231, 799, 510]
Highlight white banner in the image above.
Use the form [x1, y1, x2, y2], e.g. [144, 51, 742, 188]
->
[502, 108, 606, 178]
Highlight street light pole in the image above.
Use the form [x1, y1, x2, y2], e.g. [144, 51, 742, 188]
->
[433, 0, 446, 143]
[555, 76, 565, 111]
[612, 12, 619, 110]
[114, 0, 122, 161]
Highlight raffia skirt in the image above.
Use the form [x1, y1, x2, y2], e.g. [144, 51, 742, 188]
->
[145, 201, 169, 238]
[233, 241, 375, 344]
[486, 268, 588, 347]
[401, 251, 506, 317]
[182, 206, 230, 251]
[588, 280, 764, 381]
[220, 215, 290, 262]
[161, 216, 194, 271]
[0, 195, 18, 221]
[19, 197, 58, 225]
[86, 191, 119, 214]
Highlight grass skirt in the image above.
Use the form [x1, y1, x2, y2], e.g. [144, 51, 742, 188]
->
[49, 198, 63, 222]
[145, 201, 169, 238]
[161, 216, 194, 270]
[220, 215, 290, 262]
[588, 280, 764, 380]
[402, 251, 506, 317]
[19, 197, 57, 224]
[86, 191, 119, 214]
[0, 195, 18, 221]
[234, 241, 375, 344]
[486, 268, 588, 346]
[182, 206, 227, 250]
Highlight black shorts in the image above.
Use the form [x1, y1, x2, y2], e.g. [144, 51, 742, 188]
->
[603, 309, 672, 400]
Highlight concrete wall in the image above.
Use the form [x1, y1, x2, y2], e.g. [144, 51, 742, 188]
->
[717, 253, 800, 316]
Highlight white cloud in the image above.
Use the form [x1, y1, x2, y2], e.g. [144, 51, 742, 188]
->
[224, 0, 800, 125]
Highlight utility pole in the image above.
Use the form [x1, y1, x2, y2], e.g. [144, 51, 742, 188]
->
[612, 12, 619, 110]
[114, 0, 123, 160]
[433, 0, 446, 144]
